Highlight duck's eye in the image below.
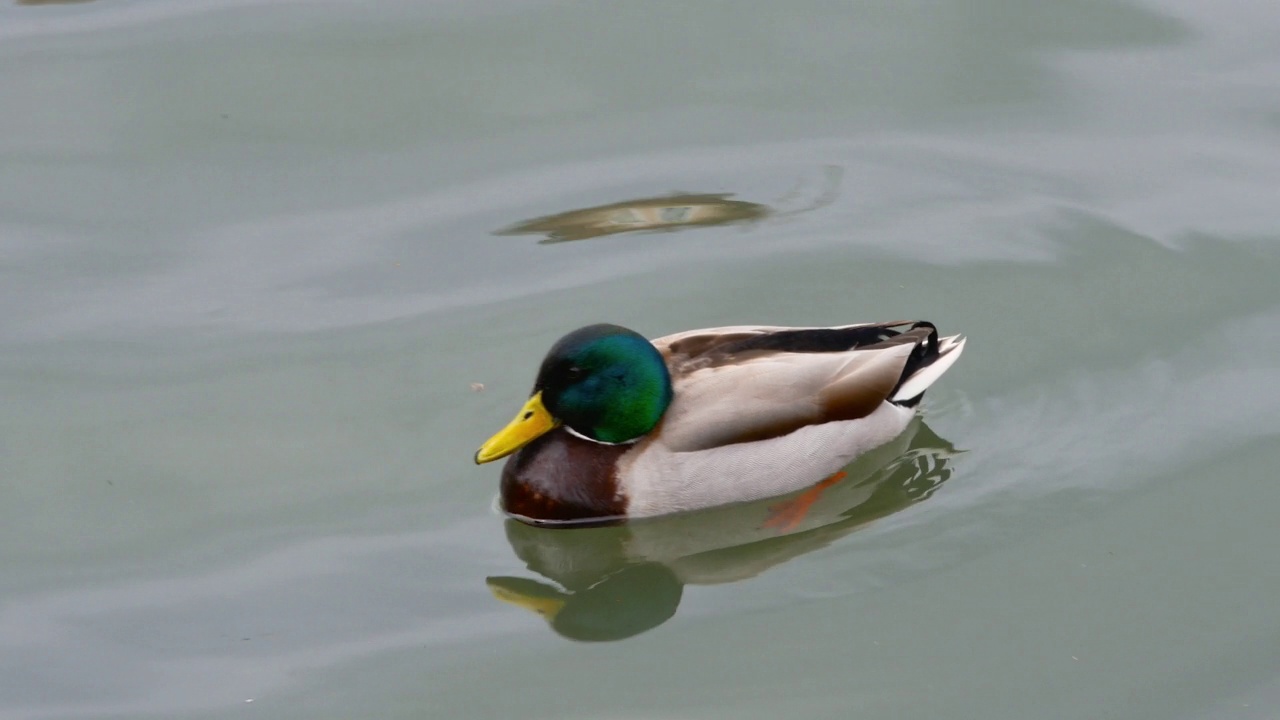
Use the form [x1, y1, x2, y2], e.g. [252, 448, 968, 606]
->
[565, 366, 583, 381]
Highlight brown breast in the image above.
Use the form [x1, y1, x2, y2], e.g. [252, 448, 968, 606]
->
[500, 429, 630, 524]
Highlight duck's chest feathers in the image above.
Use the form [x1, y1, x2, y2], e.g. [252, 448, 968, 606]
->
[500, 430, 630, 523]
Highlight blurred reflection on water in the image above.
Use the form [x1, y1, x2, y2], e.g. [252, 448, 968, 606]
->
[487, 420, 956, 641]
[496, 166, 842, 243]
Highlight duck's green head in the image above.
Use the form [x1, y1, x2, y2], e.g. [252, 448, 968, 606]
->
[475, 324, 673, 464]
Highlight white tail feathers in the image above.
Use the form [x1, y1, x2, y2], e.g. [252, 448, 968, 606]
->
[891, 335, 967, 402]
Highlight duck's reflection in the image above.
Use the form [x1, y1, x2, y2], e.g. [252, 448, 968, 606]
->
[487, 419, 957, 642]
[495, 166, 842, 243]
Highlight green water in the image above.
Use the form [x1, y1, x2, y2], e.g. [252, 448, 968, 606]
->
[3, 1, 1279, 718]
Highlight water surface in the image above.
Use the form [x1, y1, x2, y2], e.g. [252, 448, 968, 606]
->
[2, 0, 1279, 718]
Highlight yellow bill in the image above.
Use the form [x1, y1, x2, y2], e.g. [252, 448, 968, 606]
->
[474, 391, 559, 464]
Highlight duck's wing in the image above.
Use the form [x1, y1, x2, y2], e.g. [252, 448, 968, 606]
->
[650, 322, 965, 452]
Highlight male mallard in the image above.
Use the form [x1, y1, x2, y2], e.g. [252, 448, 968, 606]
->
[475, 321, 965, 525]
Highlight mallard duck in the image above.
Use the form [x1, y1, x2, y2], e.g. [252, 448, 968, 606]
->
[475, 321, 965, 525]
